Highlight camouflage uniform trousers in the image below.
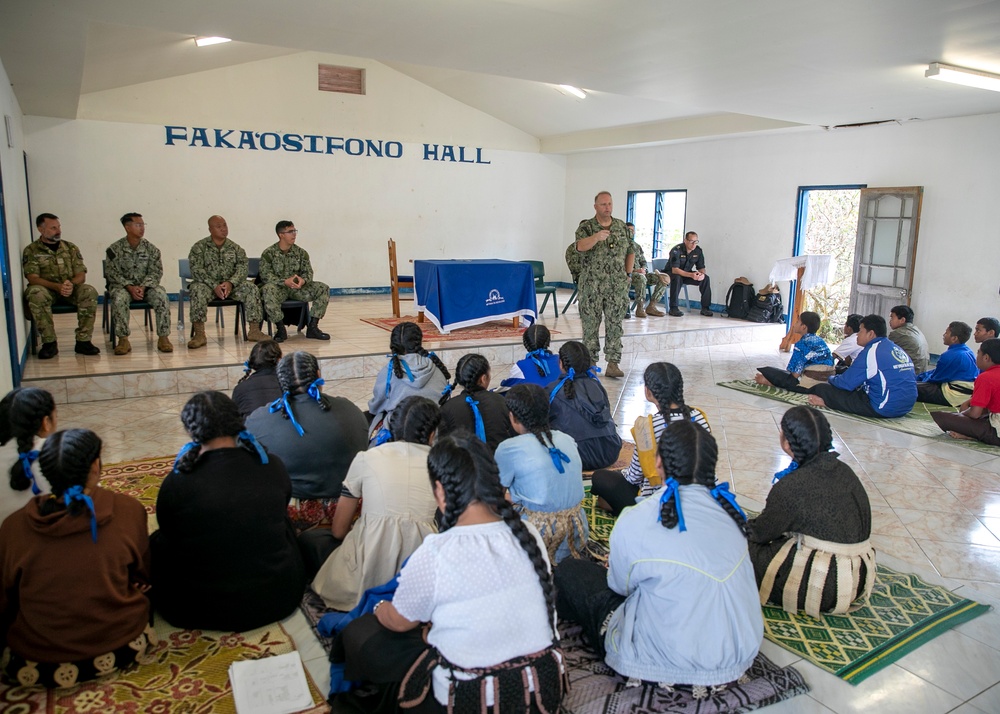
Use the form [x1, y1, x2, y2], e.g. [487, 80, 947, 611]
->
[25, 283, 98, 343]
[578, 278, 629, 363]
[629, 273, 668, 306]
[109, 286, 171, 337]
[261, 281, 329, 323]
[188, 281, 262, 323]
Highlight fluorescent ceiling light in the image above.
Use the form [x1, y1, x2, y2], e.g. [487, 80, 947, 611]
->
[925, 62, 1000, 92]
[195, 36, 232, 47]
[558, 84, 587, 99]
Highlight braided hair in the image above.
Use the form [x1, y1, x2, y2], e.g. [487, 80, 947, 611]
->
[657, 420, 747, 536]
[37, 428, 101, 519]
[441, 353, 490, 406]
[176, 391, 253, 473]
[1, 387, 56, 491]
[428, 434, 557, 635]
[276, 351, 329, 412]
[389, 321, 451, 383]
[643, 362, 693, 422]
[237, 339, 282, 384]
[779, 406, 834, 467]
[555, 341, 592, 401]
[505, 384, 556, 451]
[522, 325, 553, 377]
[389, 396, 441, 445]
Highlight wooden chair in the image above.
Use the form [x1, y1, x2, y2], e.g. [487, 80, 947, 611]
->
[388, 238, 414, 318]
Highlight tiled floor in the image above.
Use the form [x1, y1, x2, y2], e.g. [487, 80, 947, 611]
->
[37, 293, 1000, 712]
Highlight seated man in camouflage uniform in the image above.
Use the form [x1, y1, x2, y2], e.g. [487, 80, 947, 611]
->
[625, 222, 668, 318]
[23, 213, 100, 359]
[259, 221, 330, 342]
[187, 215, 265, 349]
[105, 212, 173, 355]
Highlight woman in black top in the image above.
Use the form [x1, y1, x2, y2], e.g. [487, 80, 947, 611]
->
[151, 391, 306, 631]
[232, 339, 282, 418]
[438, 353, 515, 452]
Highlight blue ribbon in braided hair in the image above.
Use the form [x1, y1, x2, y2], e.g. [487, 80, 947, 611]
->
[307, 378, 325, 402]
[772, 460, 798, 484]
[18, 450, 41, 494]
[384, 355, 415, 396]
[243, 360, 251, 377]
[172, 441, 200, 473]
[548, 446, 571, 474]
[465, 396, 486, 442]
[710, 481, 746, 520]
[548, 367, 576, 402]
[586, 366, 602, 379]
[237, 430, 269, 464]
[441, 383, 454, 398]
[658, 477, 686, 532]
[527, 349, 552, 377]
[373, 427, 392, 446]
[63, 485, 98, 543]
[269, 392, 305, 436]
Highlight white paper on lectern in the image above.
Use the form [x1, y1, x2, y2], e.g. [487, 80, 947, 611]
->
[768, 255, 836, 289]
[229, 651, 313, 714]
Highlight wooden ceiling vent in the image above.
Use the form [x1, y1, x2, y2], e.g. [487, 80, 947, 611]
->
[318, 64, 365, 95]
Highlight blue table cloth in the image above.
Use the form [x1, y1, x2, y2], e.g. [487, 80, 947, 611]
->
[414, 259, 537, 332]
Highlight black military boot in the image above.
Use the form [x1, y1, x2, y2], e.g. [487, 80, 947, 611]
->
[306, 317, 330, 340]
[38, 341, 59, 359]
[274, 322, 288, 343]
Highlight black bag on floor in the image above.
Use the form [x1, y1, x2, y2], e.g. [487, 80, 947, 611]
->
[725, 278, 755, 319]
[747, 285, 784, 323]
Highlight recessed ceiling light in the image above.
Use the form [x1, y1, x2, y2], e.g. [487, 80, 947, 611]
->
[925, 62, 1000, 92]
[195, 36, 232, 47]
[558, 84, 587, 100]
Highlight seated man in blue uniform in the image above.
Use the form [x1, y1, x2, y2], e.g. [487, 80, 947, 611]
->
[915, 321, 979, 406]
[807, 314, 917, 418]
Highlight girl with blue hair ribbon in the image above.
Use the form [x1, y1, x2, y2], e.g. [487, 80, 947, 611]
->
[547, 341, 622, 470]
[554, 421, 762, 698]
[0, 387, 57, 526]
[231, 338, 282, 418]
[0, 428, 154, 688]
[246, 351, 368, 522]
[366, 321, 451, 444]
[500, 323, 562, 388]
[152, 391, 306, 632]
[438, 353, 515, 452]
[496, 383, 588, 562]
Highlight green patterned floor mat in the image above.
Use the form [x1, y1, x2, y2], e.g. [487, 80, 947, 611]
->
[718, 379, 1000, 456]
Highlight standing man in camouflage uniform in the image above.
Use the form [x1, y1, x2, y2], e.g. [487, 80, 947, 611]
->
[574, 191, 634, 378]
[105, 213, 173, 355]
[259, 220, 330, 342]
[626, 222, 668, 319]
[23, 213, 100, 359]
[186, 215, 265, 349]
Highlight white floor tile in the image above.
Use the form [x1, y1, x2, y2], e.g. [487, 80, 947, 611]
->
[893, 630, 1000, 700]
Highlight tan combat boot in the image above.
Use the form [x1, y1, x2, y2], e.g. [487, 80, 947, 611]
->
[605, 362, 624, 378]
[113, 336, 131, 355]
[157, 335, 174, 353]
[188, 321, 207, 349]
[247, 322, 266, 342]
[635, 302, 647, 318]
[645, 301, 664, 317]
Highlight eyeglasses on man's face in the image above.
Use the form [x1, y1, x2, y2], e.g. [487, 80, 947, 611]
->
[128, 222, 147, 228]
[280, 229, 298, 235]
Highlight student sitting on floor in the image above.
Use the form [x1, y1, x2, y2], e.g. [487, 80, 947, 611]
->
[438, 353, 515, 452]
[0, 387, 56, 526]
[331, 434, 566, 713]
[496, 383, 587, 563]
[0, 428, 154, 688]
[308, 396, 441, 610]
[231, 339, 283, 418]
[152, 391, 306, 632]
[553, 422, 761, 696]
[547, 341, 622, 471]
[832, 313, 864, 370]
[916, 321, 979, 406]
[808, 314, 917, 418]
[748, 406, 875, 617]
[931, 338, 1000, 447]
[975, 317, 999, 344]
[367, 321, 451, 444]
[755, 311, 833, 389]
[590, 362, 711, 516]
[888, 304, 930, 374]
[500, 323, 562, 388]
[246, 351, 368, 506]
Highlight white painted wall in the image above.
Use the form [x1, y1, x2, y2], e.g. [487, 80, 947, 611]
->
[564, 114, 1000, 339]
[24, 52, 568, 298]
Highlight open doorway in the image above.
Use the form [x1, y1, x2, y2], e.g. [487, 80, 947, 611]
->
[793, 186, 863, 341]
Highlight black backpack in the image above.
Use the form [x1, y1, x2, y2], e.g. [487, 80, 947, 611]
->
[725, 280, 755, 319]
[747, 290, 784, 323]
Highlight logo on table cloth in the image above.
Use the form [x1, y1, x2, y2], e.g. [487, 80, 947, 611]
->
[485, 289, 505, 307]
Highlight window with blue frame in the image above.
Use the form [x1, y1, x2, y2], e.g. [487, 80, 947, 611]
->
[625, 190, 687, 259]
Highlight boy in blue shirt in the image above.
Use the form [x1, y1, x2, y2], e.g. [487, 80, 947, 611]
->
[754, 311, 833, 390]
[916, 321, 979, 406]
